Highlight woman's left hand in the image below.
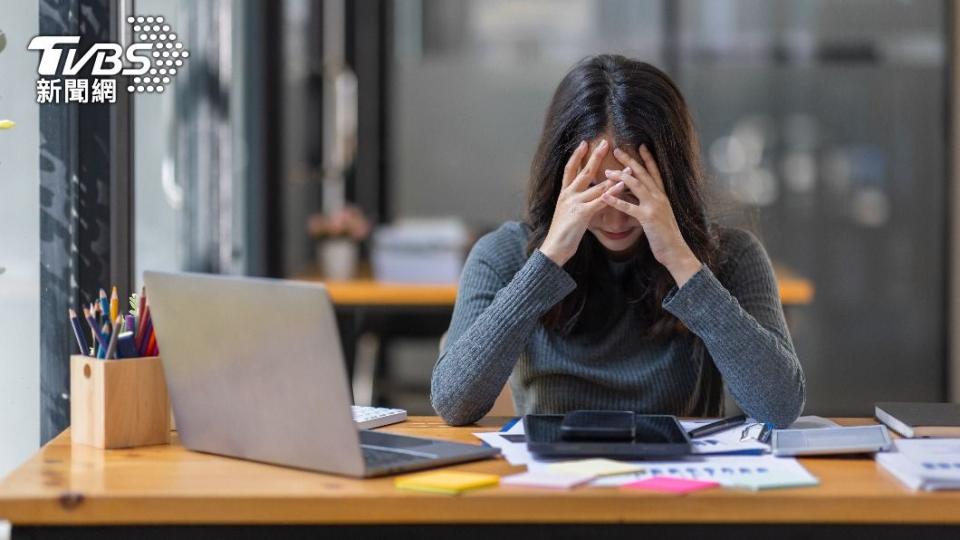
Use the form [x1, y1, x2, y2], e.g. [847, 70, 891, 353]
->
[602, 144, 703, 287]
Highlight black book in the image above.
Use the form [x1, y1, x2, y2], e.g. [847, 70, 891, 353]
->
[875, 402, 960, 438]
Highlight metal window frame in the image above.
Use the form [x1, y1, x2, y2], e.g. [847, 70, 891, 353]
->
[38, 0, 134, 443]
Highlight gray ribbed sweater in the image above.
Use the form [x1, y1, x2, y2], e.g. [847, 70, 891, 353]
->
[430, 221, 806, 427]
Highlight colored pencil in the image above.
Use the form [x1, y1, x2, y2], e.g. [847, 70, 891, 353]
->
[138, 317, 153, 357]
[83, 307, 109, 352]
[135, 286, 146, 335]
[99, 288, 110, 321]
[109, 286, 119, 323]
[97, 322, 110, 359]
[68, 308, 90, 356]
[135, 303, 151, 351]
[88, 303, 97, 350]
[145, 332, 157, 357]
[105, 316, 121, 359]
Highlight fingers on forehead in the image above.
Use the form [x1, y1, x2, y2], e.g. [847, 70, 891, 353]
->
[614, 145, 642, 162]
[562, 142, 588, 185]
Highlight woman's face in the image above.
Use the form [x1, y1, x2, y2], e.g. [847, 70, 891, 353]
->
[584, 135, 644, 254]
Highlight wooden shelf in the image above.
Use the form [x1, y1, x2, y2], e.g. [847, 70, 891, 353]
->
[297, 269, 814, 307]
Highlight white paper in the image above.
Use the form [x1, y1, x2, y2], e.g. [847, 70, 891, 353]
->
[876, 439, 960, 491]
[501, 470, 594, 489]
[503, 420, 525, 435]
[473, 415, 836, 467]
[680, 418, 769, 455]
[537, 455, 819, 491]
[474, 431, 535, 465]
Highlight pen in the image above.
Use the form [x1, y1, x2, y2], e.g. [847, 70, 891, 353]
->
[68, 308, 89, 356]
[117, 331, 138, 358]
[758, 423, 774, 444]
[688, 414, 748, 438]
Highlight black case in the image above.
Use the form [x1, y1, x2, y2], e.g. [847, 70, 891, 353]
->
[524, 413, 692, 459]
[560, 410, 636, 441]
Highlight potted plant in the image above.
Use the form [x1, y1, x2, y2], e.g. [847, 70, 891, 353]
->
[307, 205, 371, 281]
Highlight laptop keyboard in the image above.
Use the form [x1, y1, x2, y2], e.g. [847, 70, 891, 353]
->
[361, 446, 430, 469]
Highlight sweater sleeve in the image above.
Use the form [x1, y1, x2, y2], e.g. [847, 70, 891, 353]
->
[431, 230, 576, 426]
[661, 232, 806, 427]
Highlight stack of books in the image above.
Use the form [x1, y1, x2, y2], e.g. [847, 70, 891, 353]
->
[876, 439, 960, 491]
[874, 402, 960, 491]
[875, 402, 960, 438]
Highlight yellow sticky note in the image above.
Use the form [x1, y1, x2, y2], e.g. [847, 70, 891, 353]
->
[546, 458, 645, 478]
[395, 470, 499, 495]
[0, 120, 15, 130]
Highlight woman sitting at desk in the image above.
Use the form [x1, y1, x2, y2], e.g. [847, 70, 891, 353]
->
[431, 55, 805, 428]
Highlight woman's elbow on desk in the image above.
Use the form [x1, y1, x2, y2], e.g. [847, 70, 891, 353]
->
[430, 390, 485, 426]
[753, 373, 807, 429]
[430, 370, 488, 426]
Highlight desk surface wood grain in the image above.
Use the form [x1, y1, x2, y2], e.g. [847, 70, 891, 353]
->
[1, 417, 955, 526]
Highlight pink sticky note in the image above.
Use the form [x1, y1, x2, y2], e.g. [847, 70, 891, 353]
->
[620, 476, 720, 494]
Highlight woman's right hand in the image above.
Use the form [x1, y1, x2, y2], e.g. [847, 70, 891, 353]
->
[538, 139, 614, 266]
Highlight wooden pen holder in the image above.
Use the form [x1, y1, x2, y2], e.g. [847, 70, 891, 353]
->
[70, 354, 171, 449]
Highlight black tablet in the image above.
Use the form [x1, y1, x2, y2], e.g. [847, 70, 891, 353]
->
[524, 414, 692, 459]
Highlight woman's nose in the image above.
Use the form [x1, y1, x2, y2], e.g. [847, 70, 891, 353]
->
[603, 206, 630, 228]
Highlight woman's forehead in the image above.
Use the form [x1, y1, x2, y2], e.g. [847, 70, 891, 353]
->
[587, 135, 640, 157]
[585, 135, 642, 178]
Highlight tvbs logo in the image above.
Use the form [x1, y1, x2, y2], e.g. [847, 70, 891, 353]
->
[28, 15, 189, 103]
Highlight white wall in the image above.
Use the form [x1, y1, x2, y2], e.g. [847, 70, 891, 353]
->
[0, 0, 40, 478]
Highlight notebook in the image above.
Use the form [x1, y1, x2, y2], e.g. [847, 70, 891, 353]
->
[875, 402, 960, 438]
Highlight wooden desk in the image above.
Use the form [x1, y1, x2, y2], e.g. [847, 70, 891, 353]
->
[1, 417, 958, 538]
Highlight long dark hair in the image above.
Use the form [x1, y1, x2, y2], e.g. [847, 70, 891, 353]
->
[526, 54, 723, 416]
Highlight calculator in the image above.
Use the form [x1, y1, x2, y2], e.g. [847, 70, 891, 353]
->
[772, 424, 893, 456]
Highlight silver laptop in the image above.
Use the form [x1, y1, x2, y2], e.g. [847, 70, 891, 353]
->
[144, 271, 498, 477]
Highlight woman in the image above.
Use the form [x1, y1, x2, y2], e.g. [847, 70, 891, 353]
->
[431, 55, 805, 428]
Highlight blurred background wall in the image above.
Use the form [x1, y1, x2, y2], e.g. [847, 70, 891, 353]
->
[130, 0, 948, 416]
